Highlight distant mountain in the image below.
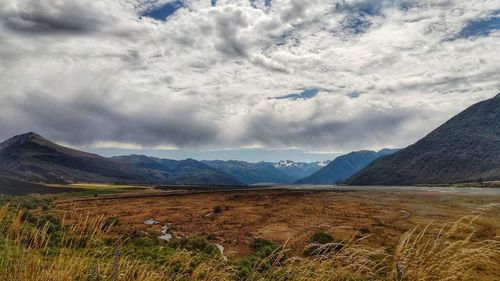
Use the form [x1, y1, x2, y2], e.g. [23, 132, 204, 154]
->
[0, 132, 166, 184]
[203, 160, 295, 184]
[376, 148, 400, 156]
[273, 160, 330, 181]
[295, 149, 398, 184]
[348, 94, 500, 185]
[0, 133, 240, 186]
[112, 155, 241, 185]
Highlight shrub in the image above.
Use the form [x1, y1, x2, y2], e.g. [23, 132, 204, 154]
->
[169, 237, 219, 256]
[213, 206, 222, 213]
[309, 230, 335, 244]
[305, 230, 344, 256]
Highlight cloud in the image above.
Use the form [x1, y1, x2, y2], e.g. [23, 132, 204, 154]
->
[0, 0, 499, 157]
[0, 0, 131, 33]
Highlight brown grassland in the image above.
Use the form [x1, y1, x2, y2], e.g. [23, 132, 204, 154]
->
[1, 186, 499, 280]
[53, 188, 500, 258]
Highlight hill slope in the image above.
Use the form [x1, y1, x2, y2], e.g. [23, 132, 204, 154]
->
[113, 155, 242, 185]
[295, 149, 397, 184]
[0, 132, 165, 184]
[348, 94, 500, 185]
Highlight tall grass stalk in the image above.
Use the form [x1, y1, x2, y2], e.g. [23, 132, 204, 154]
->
[393, 216, 500, 281]
[0, 204, 498, 281]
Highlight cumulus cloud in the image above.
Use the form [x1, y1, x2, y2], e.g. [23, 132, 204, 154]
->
[0, 0, 499, 156]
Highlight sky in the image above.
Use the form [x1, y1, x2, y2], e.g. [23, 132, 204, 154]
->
[0, 0, 499, 162]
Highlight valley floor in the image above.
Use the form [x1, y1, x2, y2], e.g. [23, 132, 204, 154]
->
[1, 184, 499, 280]
[53, 187, 500, 259]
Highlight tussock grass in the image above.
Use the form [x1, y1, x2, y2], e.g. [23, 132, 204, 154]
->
[0, 202, 498, 281]
[393, 216, 500, 281]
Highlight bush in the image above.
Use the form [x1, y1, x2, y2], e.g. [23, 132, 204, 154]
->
[213, 206, 222, 213]
[251, 238, 276, 251]
[305, 230, 344, 256]
[309, 230, 334, 244]
[169, 237, 219, 256]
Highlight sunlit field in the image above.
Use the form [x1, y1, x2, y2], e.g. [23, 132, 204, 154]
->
[2, 186, 499, 281]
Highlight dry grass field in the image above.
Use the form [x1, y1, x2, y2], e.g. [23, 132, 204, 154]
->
[53, 188, 500, 260]
[1, 186, 499, 280]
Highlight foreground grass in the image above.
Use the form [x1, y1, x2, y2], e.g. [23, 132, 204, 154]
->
[0, 197, 498, 281]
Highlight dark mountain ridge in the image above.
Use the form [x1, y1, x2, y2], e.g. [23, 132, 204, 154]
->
[0, 132, 165, 183]
[0, 133, 240, 185]
[295, 149, 398, 184]
[348, 94, 500, 185]
[112, 155, 242, 185]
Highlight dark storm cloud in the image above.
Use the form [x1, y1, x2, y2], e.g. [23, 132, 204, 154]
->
[4, 90, 217, 148]
[0, 1, 111, 34]
[213, 8, 250, 59]
[244, 106, 420, 150]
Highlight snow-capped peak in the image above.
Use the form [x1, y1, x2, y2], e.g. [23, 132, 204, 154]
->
[273, 160, 331, 169]
[316, 160, 330, 167]
[273, 160, 299, 168]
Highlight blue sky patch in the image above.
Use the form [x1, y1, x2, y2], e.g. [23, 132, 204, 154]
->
[335, 1, 381, 16]
[347, 91, 362, 99]
[250, 0, 271, 9]
[273, 88, 319, 101]
[211, 0, 217, 7]
[342, 14, 371, 34]
[143, 1, 183, 21]
[456, 15, 500, 39]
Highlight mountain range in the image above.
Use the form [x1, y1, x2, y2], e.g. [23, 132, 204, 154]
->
[273, 160, 330, 180]
[348, 94, 500, 185]
[0, 132, 330, 187]
[112, 155, 240, 185]
[0, 133, 241, 185]
[0, 132, 163, 184]
[202, 160, 293, 184]
[202, 160, 329, 184]
[1, 94, 498, 190]
[295, 149, 399, 184]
